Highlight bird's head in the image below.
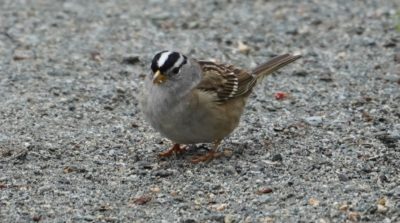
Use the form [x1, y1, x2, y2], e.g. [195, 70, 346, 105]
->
[150, 51, 188, 85]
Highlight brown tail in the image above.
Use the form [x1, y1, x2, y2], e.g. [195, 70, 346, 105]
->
[252, 54, 301, 78]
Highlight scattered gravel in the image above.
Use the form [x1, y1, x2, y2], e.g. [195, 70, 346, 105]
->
[1, 0, 400, 222]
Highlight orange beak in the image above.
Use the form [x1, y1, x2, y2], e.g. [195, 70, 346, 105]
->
[152, 70, 167, 84]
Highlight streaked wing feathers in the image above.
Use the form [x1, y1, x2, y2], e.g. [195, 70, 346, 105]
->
[196, 60, 256, 102]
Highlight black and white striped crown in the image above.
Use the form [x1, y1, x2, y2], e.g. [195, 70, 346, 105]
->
[151, 51, 187, 75]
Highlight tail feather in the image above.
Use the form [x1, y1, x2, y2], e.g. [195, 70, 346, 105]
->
[252, 54, 302, 78]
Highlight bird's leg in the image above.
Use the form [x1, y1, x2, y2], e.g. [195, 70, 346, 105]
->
[159, 143, 188, 157]
[191, 140, 222, 163]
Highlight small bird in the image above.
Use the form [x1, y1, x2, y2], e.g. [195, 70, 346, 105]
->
[140, 51, 301, 163]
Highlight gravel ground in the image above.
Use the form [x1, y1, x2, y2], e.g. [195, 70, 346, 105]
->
[1, 0, 400, 222]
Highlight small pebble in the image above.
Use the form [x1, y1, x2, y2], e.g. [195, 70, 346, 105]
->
[13, 49, 34, 60]
[259, 217, 274, 223]
[274, 91, 288, 100]
[223, 149, 233, 157]
[224, 214, 236, 223]
[237, 41, 251, 54]
[122, 55, 140, 65]
[308, 198, 320, 206]
[256, 187, 273, 194]
[394, 52, 400, 63]
[150, 186, 160, 193]
[348, 212, 361, 222]
[271, 154, 283, 162]
[338, 173, 350, 182]
[304, 116, 323, 126]
[132, 195, 152, 205]
[90, 51, 102, 61]
[212, 203, 228, 211]
[293, 70, 308, 76]
[377, 204, 388, 213]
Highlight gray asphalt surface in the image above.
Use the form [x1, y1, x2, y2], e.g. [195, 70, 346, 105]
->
[1, 0, 399, 222]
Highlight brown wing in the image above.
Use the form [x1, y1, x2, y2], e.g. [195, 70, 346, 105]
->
[195, 60, 257, 103]
[194, 54, 301, 103]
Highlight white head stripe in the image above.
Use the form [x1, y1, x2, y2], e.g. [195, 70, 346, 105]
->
[174, 53, 184, 68]
[157, 51, 171, 67]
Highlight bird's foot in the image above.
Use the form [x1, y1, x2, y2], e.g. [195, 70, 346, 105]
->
[159, 144, 188, 157]
[190, 150, 222, 163]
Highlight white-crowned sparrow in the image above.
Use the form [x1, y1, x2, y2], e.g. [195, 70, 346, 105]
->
[140, 51, 301, 163]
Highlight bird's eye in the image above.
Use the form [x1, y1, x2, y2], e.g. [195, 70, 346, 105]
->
[172, 67, 180, 74]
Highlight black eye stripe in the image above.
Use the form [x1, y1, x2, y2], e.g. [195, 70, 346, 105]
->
[172, 67, 180, 74]
[170, 54, 188, 74]
[182, 55, 187, 66]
